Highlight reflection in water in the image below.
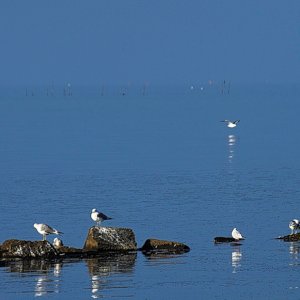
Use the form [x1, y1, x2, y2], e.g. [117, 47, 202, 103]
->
[231, 246, 242, 274]
[4, 259, 55, 273]
[288, 242, 300, 289]
[2, 259, 64, 297]
[143, 252, 187, 267]
[35, 276, 48, 297]
[228, 134, 236, 163]
[1, 254, 137, 298]
[53, 262, 62, 277]
[289, 242, 300, 263]
[86, 252, 137, 299]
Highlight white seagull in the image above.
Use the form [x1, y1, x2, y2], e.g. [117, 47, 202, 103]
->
[232, 228, 245, 240]
[221, 120, 240, 128]
[289, 219, 300, 235]
[91, 208, 112, 227]
[53, 237, 64, 249]
[34, 223, 63, 241]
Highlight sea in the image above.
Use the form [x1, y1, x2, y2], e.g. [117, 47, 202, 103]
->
[0, 83, 300, 299]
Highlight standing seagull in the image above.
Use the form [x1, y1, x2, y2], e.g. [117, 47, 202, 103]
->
[221, 120, 240, 128]
[91, 208, 112, 227]
[34, 223, 63, 241]
[232, 228, 245, 240]
[289, 219, 300, 234]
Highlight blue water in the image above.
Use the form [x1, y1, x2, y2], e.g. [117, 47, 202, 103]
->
[0, 84, 300, 299]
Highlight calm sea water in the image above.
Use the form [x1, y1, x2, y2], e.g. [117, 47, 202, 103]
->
[0, 84, 300, 299]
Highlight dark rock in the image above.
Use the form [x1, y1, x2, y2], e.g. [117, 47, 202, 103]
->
[140, 238, 190, 255]
[0, 240, 58, 259]
[276, 233, 300, 242]
[56, 246, 85, 258]
[214, 237, 236, 243]
[83, 226, 137, 252]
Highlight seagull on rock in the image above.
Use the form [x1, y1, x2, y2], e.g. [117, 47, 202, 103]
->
[221, 120, 240, 128]
[53, 237, 64, 249]
[91, 208, 112, 227]
[289, 219, 300, 234]
[232, 228, 245, 241]
[34, 223, 63, 241]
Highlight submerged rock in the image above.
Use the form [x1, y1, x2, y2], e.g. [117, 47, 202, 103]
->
[0, 240, 58, 259]
[276, 233, 300, 242]
[83, 226, 137, 251]
[140, 238, 190, 255]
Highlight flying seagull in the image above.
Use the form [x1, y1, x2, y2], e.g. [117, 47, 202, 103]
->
[91, 208, 112, 227]
[221, 120, 240, 128]
[232, 228, 245, 240]
[289, 219, 300, 234]
[34, 223, 63, 241]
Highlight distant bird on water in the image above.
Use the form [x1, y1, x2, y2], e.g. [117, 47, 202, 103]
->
[289, 219, 300, 235]
[232, 228, 245, 240]
[221, 120, 240, 128]
[91, 208, 112, 227]
[34, 223, 63, 241]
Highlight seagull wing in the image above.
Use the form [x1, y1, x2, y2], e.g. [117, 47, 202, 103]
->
[41, 224, 56, 234]
[98, 212, 112, 220]
[42, 224, 63, 234]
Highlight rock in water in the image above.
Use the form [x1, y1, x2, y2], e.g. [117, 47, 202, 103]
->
[83, 227, 137, 251]
[276, 233, 300, 242]
[0, 240, 58, 258]
[140, 238, 190, 254]
[214, 237, 236, 243]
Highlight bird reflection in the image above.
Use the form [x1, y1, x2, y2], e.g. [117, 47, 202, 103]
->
[35, 276, 48, 297]
[53, 262, 62, 277]
[231, 246, 242, 273]
[228, 134, 236, 163]
[289, 242, 300, 264]
[288, 243, 300, 289]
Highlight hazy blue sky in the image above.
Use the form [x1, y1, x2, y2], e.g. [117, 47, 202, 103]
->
[1, 0, 300, 86]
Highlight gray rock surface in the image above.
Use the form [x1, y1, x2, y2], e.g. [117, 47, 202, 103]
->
[83, 226, 137, 251]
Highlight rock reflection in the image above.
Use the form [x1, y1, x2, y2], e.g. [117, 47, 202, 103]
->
[86, 252, 137, 299]
[143, 252, 187, 267]
[231, 246, 242, 273]
[3, 259, 59, 273]
[2, 259, 64, 297]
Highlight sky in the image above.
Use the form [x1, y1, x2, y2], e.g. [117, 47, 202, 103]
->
[1, 0, 300, 86]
